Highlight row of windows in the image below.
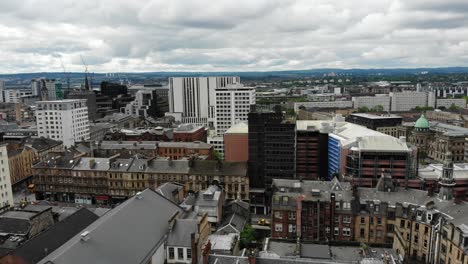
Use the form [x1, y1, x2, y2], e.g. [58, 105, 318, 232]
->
[168, 247, 191, 260]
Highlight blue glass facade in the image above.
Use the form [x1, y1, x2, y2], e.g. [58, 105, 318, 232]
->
[328, 135, 341, 180]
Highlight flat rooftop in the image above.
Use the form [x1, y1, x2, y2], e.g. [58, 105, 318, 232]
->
[350, 113, 402, 119]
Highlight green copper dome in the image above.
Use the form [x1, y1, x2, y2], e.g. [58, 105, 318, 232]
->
[415, 113, 430, 129]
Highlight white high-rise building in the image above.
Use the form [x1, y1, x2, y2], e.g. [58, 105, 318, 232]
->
[36, 99, 90, 147]
[390, 91, 428, 112]
[0, 145, 13, 207]
[4, 89, 33, 103]
[352, 95, 391, 111]
[214, 83, 255, 134]
[168, 76, 241, 127]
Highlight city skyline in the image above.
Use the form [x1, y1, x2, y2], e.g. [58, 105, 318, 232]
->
[1, 0, 468, 73]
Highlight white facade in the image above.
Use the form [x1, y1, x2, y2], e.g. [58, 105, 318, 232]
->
[166, 246, 192, 264]
[214, 83, 255, 135]
[0, 145, 13, 207]
[4, 89, 33, 103]
[436, 98, 466, 109]
[207, 134, 225, 157]
[294, 100, 353, 112]
[352, 95, 391, 111]
[428, 91, 436, 109]
[36, 99, 90, 147]
[122, 89, 154, 118]
[390, 91, 428, 112]
[168, 77, 241, 127]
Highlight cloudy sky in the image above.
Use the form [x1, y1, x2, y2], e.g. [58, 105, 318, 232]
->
[1, 0, 468, 73]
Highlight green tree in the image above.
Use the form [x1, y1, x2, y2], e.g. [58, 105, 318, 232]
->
[213, 150, 223, 161]
[357, 106, 370, 113]
[449, 103, 460, 111]
[240, 224, 256, 249]
[372, 105, 384, 112]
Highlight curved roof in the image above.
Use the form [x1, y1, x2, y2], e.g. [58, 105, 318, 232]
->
[415, 114, 430, 129]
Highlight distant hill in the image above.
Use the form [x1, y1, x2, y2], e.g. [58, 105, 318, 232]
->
[1, 67, 468, 80]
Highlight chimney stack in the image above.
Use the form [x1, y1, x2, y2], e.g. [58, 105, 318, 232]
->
[248, 249, 257, 264]
[202, 240, 212, 264]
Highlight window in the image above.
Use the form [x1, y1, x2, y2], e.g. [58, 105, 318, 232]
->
[400, 220, 405, 228]
[377, 217, 382, 225]
[361, 217, 365, 224]
[343, 228, 351, 236]
[343, 215, 351, 224]
[424, 226, 429, 234]
[275, 224, 283, 232]
[414, 235, 419, 244]
[343, 202, 351, 210]
[178, 248, 184, 259]
[288, 212, 296, 220]
[415, 223, 419, 231]
[376, 229, 382, 238]
[274, 211, 283, 219]
[335, 201, 341, 209]
[334, 227, 340, 236]
[335, 216, 340, 223]
[360, 229, 365, 238]
[427, 213, 433, 222]
[288, 224, 296, 233]
[282, 196, 289, 205]
[169, 247, 175, 259]
[387, 224, 394, 232]
[424, 239, 428, 248]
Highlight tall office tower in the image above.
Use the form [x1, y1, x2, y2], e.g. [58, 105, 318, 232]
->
[0, 145, 13, 207]
[100, 81, 128, 99]
[31, 79, 41, 96]
[248, 109, 296, 189]
[122, 89, 167, 118]
[214, 83, 255, 135]
[34, 78, 57, 100]
[36, 99, 90, 147]
[168, 76, 240, 127]
[0, 80, 4, 103]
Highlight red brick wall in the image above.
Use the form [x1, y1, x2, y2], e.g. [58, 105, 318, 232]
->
[224, 134, 248, 162]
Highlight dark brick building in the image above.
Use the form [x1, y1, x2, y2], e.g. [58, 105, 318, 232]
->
[248, 110, 296, 189]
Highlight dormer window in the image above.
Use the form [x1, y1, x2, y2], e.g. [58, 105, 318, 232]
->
[427, 213, 433, 222]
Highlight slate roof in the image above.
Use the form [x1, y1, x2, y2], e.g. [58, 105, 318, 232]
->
[166, 218, 198, 247]
[156, 182, 184, 201]
[272, 178, 353, 204]
[38, 189, 184, 264]
[189, 161, 247, 176]
[24, 137, 62, 152]
[0, 218, 30, 236]
[216, 213, 247, 234]
[7, 208, 98, 264]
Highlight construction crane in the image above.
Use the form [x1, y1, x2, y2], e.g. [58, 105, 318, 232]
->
[80, 55, 91, 90]
[59, 58, 71, 89]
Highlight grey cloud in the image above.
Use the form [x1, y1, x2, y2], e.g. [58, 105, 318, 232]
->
[0, 0, 468, 73]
